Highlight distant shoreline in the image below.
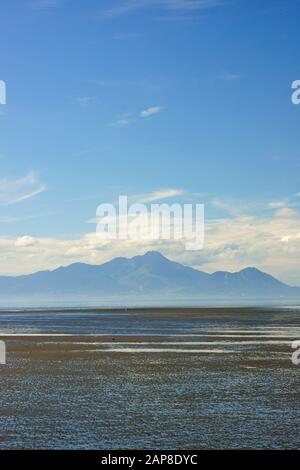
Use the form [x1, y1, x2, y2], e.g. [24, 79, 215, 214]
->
[1, 306, 300, 315]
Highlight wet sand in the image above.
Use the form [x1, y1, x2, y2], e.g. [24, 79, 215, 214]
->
[0, 307, 300, 449]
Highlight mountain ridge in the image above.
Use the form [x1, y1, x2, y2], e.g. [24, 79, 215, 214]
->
[0, 251, 299, 298]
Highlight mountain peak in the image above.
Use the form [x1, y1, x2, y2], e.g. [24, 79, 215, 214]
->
[239, 267, 261, 274]
[142, 251, 167, 260]
[130, 251, 171, 268]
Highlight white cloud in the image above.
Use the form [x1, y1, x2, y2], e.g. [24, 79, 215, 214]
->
[15, 236, 37, 248]
[211, 197, 248, 216]
[101, 0, 221, 18]
[87, 188, 185, 223]
[192, 213, 300, 285]
[140, 106, 162, 118]
[268, 200, 286, 209]
[0, 213, 47, 224]
[111, 107, 162, 127]
[1, 204, 300, 285]
[111, 117, 133, 127]
[1, 191, 300, 285]
[0, 172, 46, 205]
[139, 188, 184, 203]
[275, 207, 297, 218]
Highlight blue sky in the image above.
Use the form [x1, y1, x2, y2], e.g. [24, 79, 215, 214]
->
[0, 0, 300, 282]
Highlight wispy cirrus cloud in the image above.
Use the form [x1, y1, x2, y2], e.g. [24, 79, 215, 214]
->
[92, 78, 170, 93]
[87, 188, 185, 217]
[110, 113, 134, 127]
[139, 188, 184, 203]
[76, 96, 97, 107]
[268, 200, 286, 209]
[140, 106, 163, 118]
[112, 118, 133, 127]
[212, 192, 300, 218]
[111, 106, 163, 127]
[32, 0, 64, 9]
[211, 197, 248, 216]
[101, 0, 221, 18]
[0, 172, 46, 206]
[0, 213, 48, 224]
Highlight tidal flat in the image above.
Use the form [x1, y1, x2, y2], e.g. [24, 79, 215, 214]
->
[0, 307, 299, 449]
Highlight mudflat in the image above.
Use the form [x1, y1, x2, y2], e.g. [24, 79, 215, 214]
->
[0, 307, 299, 449]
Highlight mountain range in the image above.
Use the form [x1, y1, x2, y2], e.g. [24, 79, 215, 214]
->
[0, 251, 299, 299]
